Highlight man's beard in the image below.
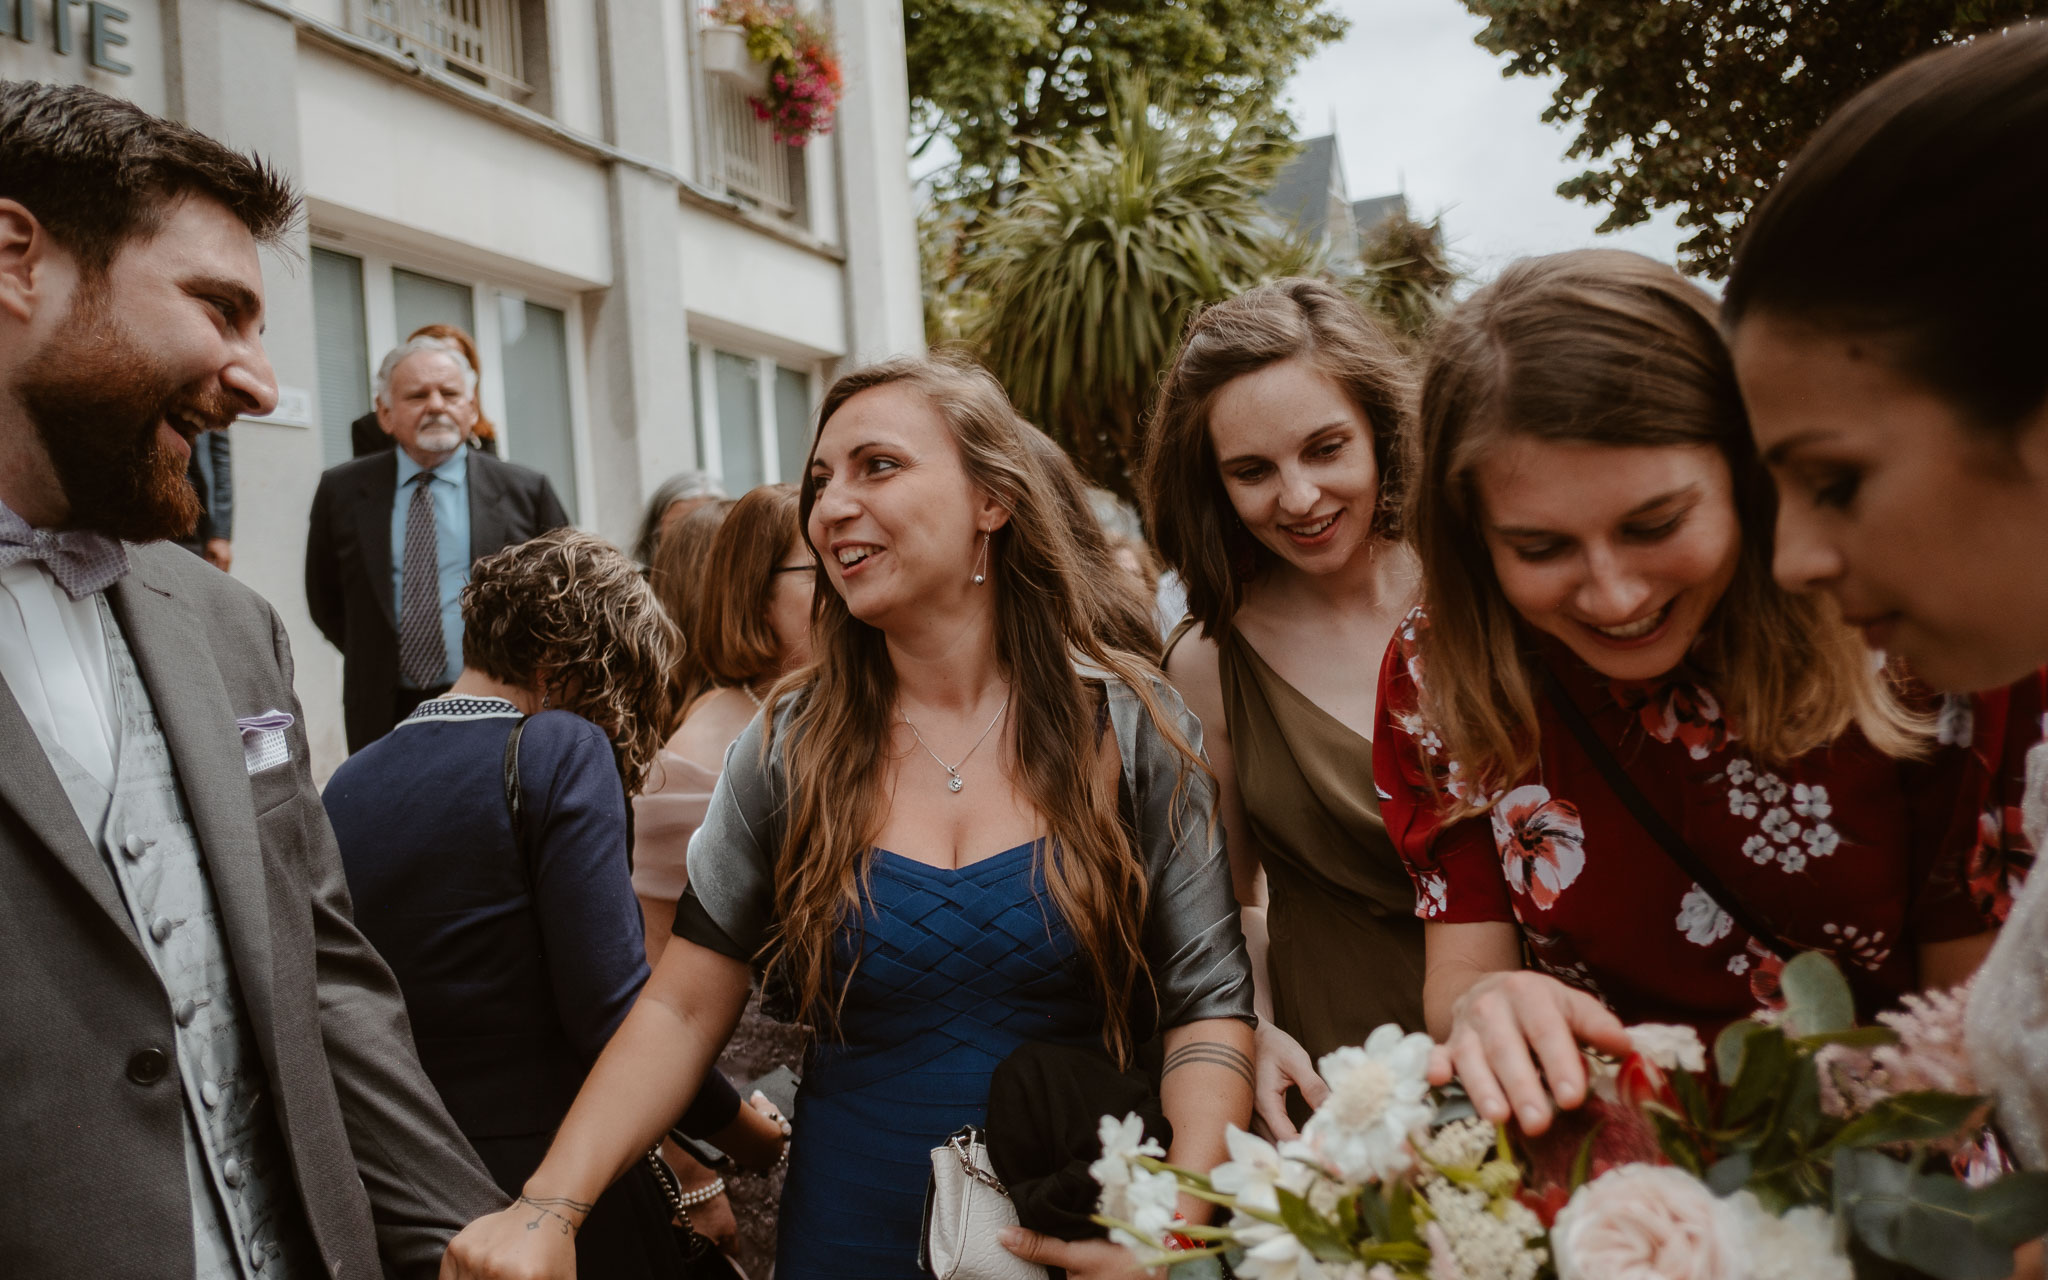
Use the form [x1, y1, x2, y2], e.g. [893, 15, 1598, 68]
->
[16, 293, 227, 543]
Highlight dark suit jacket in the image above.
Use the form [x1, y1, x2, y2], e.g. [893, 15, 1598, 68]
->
[0, 543, 506, 1278]
[306, 449, 570, 753]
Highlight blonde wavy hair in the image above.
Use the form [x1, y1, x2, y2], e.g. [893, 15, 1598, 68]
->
[461, 528, 682, 795]
[766, 353, 1206, 1065]
[1409, 250, 1927, 813]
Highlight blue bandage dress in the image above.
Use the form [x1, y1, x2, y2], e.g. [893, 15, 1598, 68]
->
[774, 842, 1100, 1279]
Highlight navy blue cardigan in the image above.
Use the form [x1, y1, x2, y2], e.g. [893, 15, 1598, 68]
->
[325, 698, 739, 1142]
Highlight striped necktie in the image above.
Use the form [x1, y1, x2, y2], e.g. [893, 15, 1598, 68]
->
[398, 472, 446, 689]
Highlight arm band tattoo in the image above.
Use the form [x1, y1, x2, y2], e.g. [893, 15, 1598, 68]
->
[516, 1194, 594, 1236]
[1161, 1040, 1254, 1089]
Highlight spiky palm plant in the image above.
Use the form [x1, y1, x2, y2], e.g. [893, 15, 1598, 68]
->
[956, 83, 1312, 498]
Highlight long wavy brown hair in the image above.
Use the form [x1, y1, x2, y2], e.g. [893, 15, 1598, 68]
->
[461, 528, 681, 795]
[1410, 250, 1926, 812]
[766, 354, 1205, 1063]
[1140, 278, 1414, 638]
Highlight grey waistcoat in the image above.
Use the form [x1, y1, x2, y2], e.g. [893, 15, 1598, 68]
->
[39, 598, 318, 1279]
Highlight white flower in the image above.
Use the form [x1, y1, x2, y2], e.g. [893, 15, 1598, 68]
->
[1295, 1025, 1435, 1183]
[1778, 847, 1809, 874]
[1741, 835, 1772, 864]
[1722, 1192, 1852, 1280]
[1727, 953, 1751, 976]
[1091, 1112, 1165, 1223]
[1803, 822, 1840, 858]
[1417, 1117, 1498, 1174]
[1677, 885, 1733, 946]
[1792, 783, 1832, 821]
[1553, 1165, 1745, 1280]
[1209, 1125, 1312, 1215]
[1418, 872, 1450, 918]
[1626, 1023, 1708, 1073]
[1105, 1165, 1181, 1253]
[1757, 773, 1789, 804]
[1424, 1181, 1546, 1280]
[1727, 787, 1758, 819]
[1761, 806, 1799, 845]
[1725, 758, 1754, 785]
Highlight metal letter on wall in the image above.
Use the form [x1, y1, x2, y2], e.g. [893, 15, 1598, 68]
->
[87, 1, 128, 71]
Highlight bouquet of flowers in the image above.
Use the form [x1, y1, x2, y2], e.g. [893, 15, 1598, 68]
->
[1094, 955, 2048, 1279]
[707, 0, 842, 144]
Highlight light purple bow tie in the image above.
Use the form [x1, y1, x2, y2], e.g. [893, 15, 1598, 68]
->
[0, 504, 130, 601]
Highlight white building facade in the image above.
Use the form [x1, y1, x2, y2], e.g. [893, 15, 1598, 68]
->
[3, 0, 925, 770]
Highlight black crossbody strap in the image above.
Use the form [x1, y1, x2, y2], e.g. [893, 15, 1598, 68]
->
[1539, 667, 1798, 962]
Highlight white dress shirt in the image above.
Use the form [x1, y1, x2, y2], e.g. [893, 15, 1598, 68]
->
[0, 559, 120, 808]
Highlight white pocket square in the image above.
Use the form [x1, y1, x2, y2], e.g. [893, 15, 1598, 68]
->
[237, 710, 295, 775]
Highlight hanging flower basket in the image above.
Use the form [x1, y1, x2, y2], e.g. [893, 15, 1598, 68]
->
[700, 23, 769, 93]
[705, 0, 843, 146]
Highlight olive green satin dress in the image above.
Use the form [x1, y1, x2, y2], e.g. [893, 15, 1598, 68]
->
[1169, 620, 1427, 1064]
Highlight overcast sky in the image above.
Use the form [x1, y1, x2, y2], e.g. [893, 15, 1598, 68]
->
[1283, 0, 1692, 285]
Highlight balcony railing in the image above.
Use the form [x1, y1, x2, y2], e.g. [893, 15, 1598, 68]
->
[364, 0, 527, 97]
[706, 76, 796, 214]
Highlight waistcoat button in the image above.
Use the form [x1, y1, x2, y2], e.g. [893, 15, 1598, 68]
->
[126, 1047, 169, 1084]
[123, 833, 154, 860]
[201, 1080, 221, 1108]
[223, 1157, 243, 1187]
[150, 916, 174, 943]
[175, 999, 198, 1027]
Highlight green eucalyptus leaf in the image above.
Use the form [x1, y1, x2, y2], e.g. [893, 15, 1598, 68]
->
[1356, 1183, 1389, 1240]
[1782, 1060, 1826, 1147]
[1835, 1149, 2017, 1280]
[1167, 1257, 1225, 1280]
[1794, 1026, 1901, 1051]
[1966, 1172, 2048, 1248]
[1670, 1067, 1712, 1128]
[1829, 1092, 1989, 1152]
[1705, 1152, 1753, 1196]
[1725, 1028, 1793, 1125]
[1781, 952, 1856, 1038]
[1715, 1019, 1764, 1087]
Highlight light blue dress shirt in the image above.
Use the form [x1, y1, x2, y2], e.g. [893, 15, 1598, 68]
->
[390, 450, 470, 688]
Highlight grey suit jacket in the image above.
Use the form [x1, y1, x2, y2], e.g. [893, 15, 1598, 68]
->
[0, 543, 506, 1278]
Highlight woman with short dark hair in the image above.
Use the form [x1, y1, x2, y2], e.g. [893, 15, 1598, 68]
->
[323, 529, 786, 1278]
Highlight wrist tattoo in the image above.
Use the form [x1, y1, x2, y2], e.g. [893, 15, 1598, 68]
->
[516, 1194, 593, 1236]
[1161, 1040, 1254, 1089]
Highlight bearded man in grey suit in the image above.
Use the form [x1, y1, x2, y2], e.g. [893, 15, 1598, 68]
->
[0, 81, 506, 1278]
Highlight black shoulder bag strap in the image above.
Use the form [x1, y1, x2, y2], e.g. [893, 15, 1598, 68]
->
[1539, 667, 1799, 962]
[501, 716, 532, 882]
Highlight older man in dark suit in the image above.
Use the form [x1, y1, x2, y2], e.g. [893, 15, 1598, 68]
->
[306, 339, 568, 752]
[0, 80, 505, 1278]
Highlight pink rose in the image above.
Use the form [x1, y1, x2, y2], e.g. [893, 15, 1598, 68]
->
[1552, 1165, 1744, 1280]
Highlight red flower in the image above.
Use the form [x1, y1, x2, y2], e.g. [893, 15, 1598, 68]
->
[1490, 785, 1588, 911]
[1611, 678, 1733, 760]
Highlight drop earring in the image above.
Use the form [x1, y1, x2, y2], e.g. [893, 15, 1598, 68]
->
[972, 532, 990, 585]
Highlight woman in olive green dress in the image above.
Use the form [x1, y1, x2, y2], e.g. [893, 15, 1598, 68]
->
[1140, 278, 1426, 1136]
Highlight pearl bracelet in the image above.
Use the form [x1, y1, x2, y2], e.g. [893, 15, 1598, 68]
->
[674, 1176, 726, 1209]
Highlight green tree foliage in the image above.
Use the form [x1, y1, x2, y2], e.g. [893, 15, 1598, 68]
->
[944, 87, 1313, 497]
[1344, 212, 1457, 349]
[1461, 0, 2041, 276]
[905, 0, 1347, 199]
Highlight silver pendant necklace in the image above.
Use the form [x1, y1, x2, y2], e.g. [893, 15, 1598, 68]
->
[900, 693, 1010, 793]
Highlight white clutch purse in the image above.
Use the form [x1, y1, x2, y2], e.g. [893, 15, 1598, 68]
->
[919, 1126, 1050, 1280]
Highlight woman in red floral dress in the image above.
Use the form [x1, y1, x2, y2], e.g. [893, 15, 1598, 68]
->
[1374, 250, 2045, 1139]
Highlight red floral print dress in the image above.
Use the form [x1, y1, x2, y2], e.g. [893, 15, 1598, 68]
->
[1374, 608, 2046, 1030]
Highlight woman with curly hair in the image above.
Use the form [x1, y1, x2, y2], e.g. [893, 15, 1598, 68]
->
[322, 529, 787, 1278]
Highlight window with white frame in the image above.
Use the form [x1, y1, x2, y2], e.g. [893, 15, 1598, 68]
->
[690, 10, 809, 224]
[310, 245, 588, 522]
[689, 341, 819, 493]
[356, 0, 546, 105]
